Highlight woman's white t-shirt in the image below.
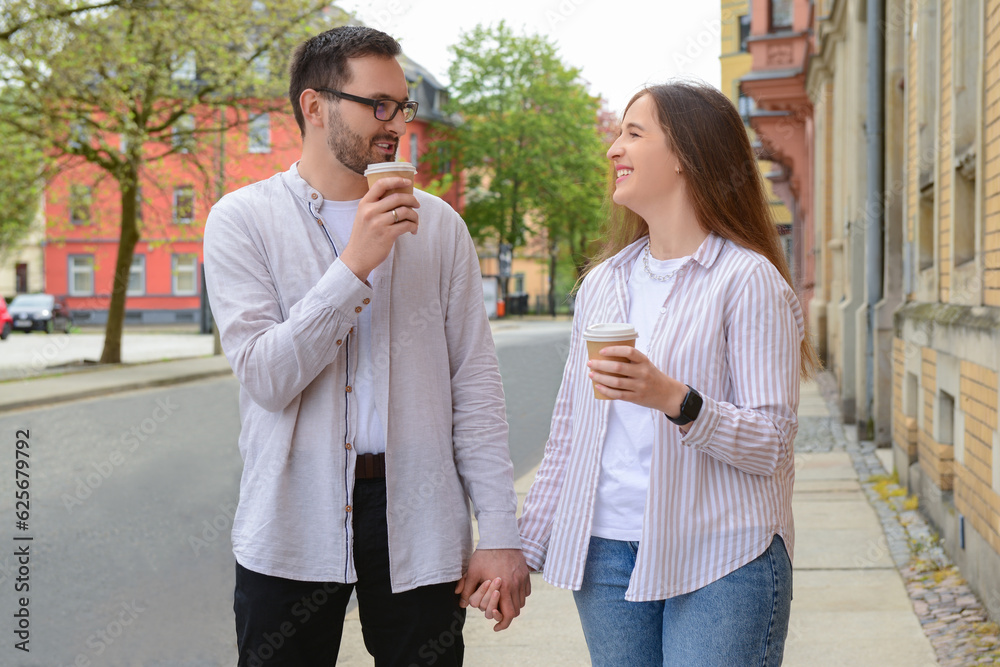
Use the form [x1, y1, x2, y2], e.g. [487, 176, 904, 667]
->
[590, 250, 690, 541]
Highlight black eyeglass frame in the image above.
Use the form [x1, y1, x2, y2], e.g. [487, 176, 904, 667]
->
[314, 87, 419, 123]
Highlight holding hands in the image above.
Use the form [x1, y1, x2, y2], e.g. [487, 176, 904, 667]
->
[455, 548, 531, 631]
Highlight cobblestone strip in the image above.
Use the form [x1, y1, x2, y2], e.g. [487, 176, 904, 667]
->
[807, 373, 1000, 666]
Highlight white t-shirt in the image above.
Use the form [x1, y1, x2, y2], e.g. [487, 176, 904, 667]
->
[320, 198, 386, 455]
[590, 250, 690, 541]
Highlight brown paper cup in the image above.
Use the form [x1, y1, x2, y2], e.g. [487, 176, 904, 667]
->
[365, 162, 416, 196]
[585, 337, 636, 400]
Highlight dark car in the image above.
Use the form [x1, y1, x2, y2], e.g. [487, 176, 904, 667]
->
[8, 294, 73, 334]
[0, 300, 11, 340]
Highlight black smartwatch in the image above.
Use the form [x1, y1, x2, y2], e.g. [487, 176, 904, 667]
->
[665, 385, 703, 426]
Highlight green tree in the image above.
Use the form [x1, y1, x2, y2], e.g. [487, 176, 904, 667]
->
[0, 119, 45, 260]
[0, 0, 341, 362]
[430, 22, 607, 310]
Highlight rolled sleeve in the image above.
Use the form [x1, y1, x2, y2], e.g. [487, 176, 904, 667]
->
[205, 203, 373, 412]
[679, 263, 801, 476]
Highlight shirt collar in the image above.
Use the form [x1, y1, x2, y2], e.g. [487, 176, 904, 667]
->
[281, 161, 326, 207]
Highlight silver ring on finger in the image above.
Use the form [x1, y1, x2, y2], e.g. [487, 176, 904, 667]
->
[392, 208, 399, 223]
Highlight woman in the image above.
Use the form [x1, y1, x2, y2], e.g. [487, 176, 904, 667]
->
[508, 82, 814, 664]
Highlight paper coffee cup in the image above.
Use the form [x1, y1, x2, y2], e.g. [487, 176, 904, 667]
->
[365, 161, 417, 195]
[582, 323, 638, 400]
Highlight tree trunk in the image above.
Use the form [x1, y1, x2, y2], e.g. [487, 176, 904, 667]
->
[100, 161, 140, 364]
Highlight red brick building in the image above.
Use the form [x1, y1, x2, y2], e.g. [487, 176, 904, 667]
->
[44, 56, 459, 325]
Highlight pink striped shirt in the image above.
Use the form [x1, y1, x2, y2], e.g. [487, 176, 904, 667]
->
[518, 233, 803, 601]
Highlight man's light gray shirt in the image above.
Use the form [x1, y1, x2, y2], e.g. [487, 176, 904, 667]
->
[203, 164, 520, 592]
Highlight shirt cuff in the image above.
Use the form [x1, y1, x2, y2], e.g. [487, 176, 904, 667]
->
[679, 393, 721, 450]
[474, 511, 522, 551]
[519, 536, 546, 572]
[315, 259, 374, 316]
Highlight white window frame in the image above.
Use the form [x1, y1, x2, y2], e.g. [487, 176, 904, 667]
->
[172, 51, 196, 81]
[410, 133, 419, 167]
[70, 185, 92, 226]
[69, 255, 95, 296]
[173, 186, 194, 225]
[172, 254, 198, 296]
[248, 113, 271, 153]
[172, 114, 196, 153]
[127, 254, 145, 296]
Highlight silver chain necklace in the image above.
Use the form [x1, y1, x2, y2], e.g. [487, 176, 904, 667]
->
[642, 243, 684, 282]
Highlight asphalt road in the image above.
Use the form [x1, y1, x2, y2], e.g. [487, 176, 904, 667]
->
[0, 319, 571, 666]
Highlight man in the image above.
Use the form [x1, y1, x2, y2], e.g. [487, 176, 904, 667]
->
[204, 25, 529, 666]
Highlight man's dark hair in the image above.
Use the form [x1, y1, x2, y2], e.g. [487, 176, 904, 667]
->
[288, 25, 402, 136]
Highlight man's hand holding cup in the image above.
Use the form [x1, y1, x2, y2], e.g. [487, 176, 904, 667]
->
[340, 161, 418, 283]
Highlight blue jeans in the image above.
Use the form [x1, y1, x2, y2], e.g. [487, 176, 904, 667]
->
[573, 535, 791, 666]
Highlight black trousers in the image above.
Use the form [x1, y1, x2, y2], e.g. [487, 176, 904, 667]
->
[234, 478, 466, 666]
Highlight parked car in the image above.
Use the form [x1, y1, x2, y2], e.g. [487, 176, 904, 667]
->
[0, 300, 12, 340]
[8, 294, 73, 334]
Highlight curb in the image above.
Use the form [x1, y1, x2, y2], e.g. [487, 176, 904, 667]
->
[0, 366, 234, 412]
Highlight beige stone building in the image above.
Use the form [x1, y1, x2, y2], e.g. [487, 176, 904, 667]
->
[891, 0, 1000, 614]
[744, 0, 1000, 620]
[0, 195, 45, 298]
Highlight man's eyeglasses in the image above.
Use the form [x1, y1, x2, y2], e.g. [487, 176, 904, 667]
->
[314, 88, 419, 123]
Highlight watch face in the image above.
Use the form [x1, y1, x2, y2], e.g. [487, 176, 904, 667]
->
[682, 387, 703, 421]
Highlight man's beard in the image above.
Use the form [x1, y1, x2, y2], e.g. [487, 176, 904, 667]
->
[326, 106, 396, 175]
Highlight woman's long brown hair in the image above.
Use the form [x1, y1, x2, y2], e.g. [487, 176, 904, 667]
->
[586, 81, 818, 378]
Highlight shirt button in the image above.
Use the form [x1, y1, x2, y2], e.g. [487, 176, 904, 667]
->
[345, 505, 352, 512]
[355, 306, 363, 313]
[346, 386, 353, 393]
[311, 193, 318, 200]
[660, 307, 667, 314]
[345, 443, 352, 450]
[363, 298, 371, 305]
[336, 339, 343, 345]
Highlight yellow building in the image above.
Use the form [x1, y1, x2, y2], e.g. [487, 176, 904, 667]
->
[0, 194, 45, 298]
[891, 0, 1000, 614]
[719, 0, 794, 262]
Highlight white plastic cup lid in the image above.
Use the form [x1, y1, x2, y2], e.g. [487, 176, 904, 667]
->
[364, 161, 417, 177]
[582, 323, 639, 342]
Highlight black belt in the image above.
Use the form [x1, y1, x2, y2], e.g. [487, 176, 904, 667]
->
[355, 452, 386, 480]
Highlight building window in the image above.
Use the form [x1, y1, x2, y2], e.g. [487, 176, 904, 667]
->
[174, 186, 194, 224]
[127, 254, 145, 296]
[248, 113, 271, 153]
[251, 52, 270, 83]
[739, 13, 752, 51]
[172, 254, 198, 295]
[770, 0, 793, 31]
[410, 133, 419, 167]
[69, 185, 92, 225]
[15, 263, 27, 293]
[172, 114, 196, 153]
[738, 91, 757, 122]
[69, 255, 94, 296]
[434, 89, 448, 113]
[68, 121, 89, 150]
[172, 51, 196, 81]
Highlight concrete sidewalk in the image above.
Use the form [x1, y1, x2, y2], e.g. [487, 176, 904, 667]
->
[337, 380, 938, 666]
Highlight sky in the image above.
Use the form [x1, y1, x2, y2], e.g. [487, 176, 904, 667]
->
[335, 0, 723, 116]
